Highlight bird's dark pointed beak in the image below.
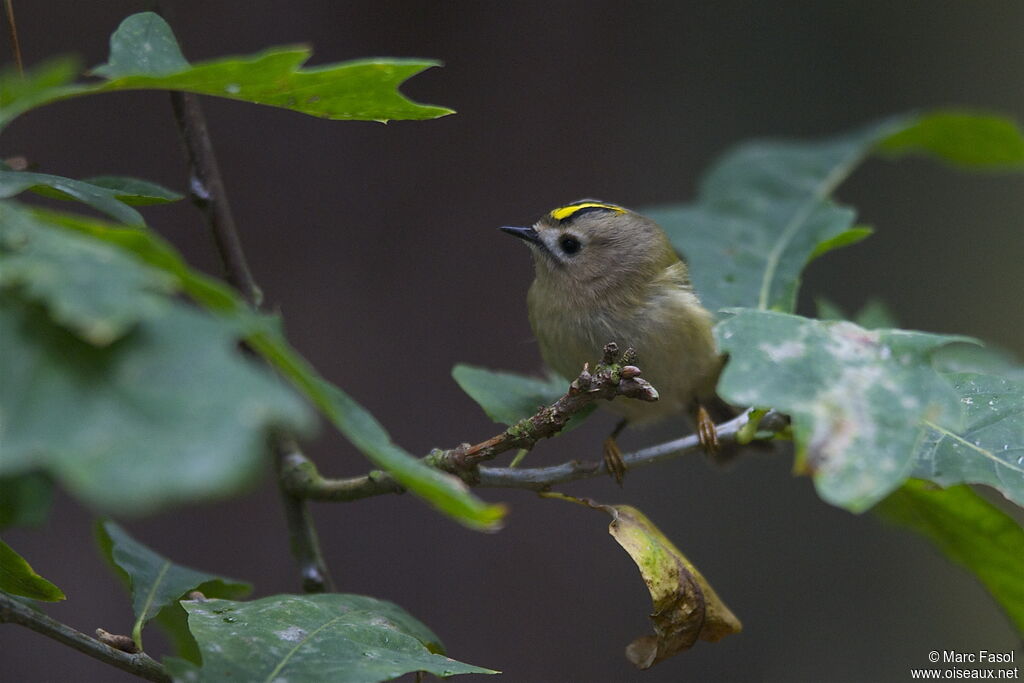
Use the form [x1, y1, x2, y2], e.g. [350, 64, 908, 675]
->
[499, 225, 542, 245]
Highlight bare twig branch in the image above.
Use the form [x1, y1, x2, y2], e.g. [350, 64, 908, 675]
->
[476, 410, 786, 489]
[438, 343, 658, 473]
[0, 593, 169, 682]
[169, 91, 261, 306]
[3, 0, 23, 76]
[279, 346, 786, 503]
[276, 437, 336, 593]
[167, 87, 332, 592]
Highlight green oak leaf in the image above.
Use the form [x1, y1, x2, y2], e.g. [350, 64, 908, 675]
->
[46, 175, 183, 206]
[814, 298, 898, 329]
[90, 12, 189, 78]
[808, 300, 1024, 507]
[879, 110, 1024, 168]
[22, 208, 505, 531]
[0, 168, 158, 225]
[933, 343, 1024, 382]
[0, 292, 315, 515]
[912, 373, 1024, 508]
[29, 208, 242, 313]
[452, 363, 596, 432]
[299, 371, 508, 532]
[645, 118, 909, 314]
[0, 57, 83, 130]
[644, 111, 1024, 316]
[0, 202, 176, 345]
[96, 520, 251, 653]
[876, 480, 1024, 634]
[180, 594, 497, 682]
[715, 309, 966, 511]
[0, 12, 452, 132]
[0, 473, 53, 529]
[851, 300, 899, 330]
[0, 538, 65, 601]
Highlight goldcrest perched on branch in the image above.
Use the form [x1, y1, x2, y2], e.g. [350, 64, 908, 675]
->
[501, 200, 729, 483]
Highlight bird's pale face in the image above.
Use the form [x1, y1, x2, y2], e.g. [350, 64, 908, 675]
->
[501, 201, 676, 296]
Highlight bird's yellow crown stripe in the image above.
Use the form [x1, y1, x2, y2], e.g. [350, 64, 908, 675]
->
[550, 202, 625, 221]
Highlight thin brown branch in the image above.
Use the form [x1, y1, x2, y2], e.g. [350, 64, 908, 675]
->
[279, 346, 786, 502]
[3, 0, 23, 76]
[275, 437, 336, 593]
[285, 410, 783, 501]
[169, 91, 261, 307]
[167, 85, 332, 593]
[439, 343, 658, 473]
[0, 593, 169, 682]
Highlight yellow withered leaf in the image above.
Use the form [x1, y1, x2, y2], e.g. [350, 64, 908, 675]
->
[544, 493, 742, 669]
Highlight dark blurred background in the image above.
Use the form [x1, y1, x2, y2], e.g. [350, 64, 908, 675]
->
[3, 2, 1023, 681]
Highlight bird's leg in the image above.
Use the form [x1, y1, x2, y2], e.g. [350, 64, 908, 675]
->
[603, 418, 630, 486]
[695, 404, 720, 455]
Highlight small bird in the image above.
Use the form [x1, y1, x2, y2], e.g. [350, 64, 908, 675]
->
[501, 200, 728, 483]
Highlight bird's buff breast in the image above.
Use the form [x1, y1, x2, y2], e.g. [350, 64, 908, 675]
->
[528, 290, 720, 425]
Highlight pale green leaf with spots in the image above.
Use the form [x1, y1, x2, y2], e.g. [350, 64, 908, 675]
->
[911, 374, 1024, 508]
[179, 594, 497, 681]
[715, 309, 967, 511]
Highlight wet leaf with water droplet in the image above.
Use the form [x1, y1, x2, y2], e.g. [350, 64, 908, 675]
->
[912, 373, 1024, 508]
[715, 310, 968, 511]
[180, 594, 498, 681]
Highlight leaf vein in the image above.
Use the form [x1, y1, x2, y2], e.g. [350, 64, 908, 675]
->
[924, 419, 1024, 476]
[133, 560, 171, 646]
[262, 615, 345, 683]
[756, 148, 867, 310]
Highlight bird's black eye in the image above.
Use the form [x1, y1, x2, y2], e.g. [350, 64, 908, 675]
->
[559, 235, 582, 255]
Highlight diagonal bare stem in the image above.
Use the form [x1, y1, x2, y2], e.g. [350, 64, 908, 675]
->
[167, 88, 332, 593]
[0, 592, 169, 682]
[3, 0, 23, 76]
[279, 345, 786, 502]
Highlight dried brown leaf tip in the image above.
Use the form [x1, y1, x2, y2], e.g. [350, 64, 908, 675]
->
[543, 493, 741, 669]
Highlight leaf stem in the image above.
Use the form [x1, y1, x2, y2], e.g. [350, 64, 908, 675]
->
[508, 449, 528, 468]
[0, 592, 169, 682]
